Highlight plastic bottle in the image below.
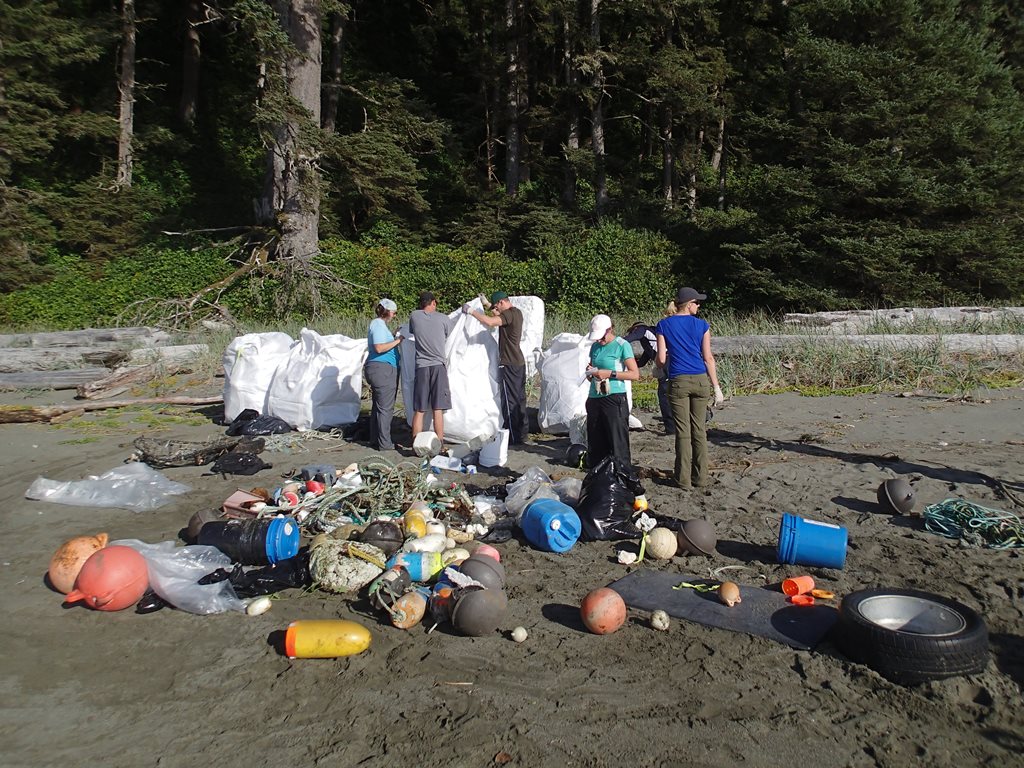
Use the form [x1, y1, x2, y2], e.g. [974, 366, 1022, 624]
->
[519, 498, 582, 553]
[198, 517, 300, 565]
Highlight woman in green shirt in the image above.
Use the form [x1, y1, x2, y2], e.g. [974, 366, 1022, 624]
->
[585, 313, 640, 468]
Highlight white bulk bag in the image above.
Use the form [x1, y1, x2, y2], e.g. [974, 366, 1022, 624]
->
[508, 296, 545, 378]
[222, 332, 295, 422]
[400, 299, 502, 443]
[266, 328, 367, 430]
[537, 332, 634, 435]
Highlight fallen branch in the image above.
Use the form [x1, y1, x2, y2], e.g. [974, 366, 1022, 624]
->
[0, 395, 223, 424]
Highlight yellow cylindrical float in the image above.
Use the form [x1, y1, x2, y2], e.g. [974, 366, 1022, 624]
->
[284, 620, 372, 659]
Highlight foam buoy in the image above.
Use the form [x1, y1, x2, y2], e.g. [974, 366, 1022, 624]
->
[64, 546, 149, 611]
[646, 528, 677, 559]
[458, 555, 506, 590]
[677, 519, 717, 556]
[580, 587, 626, 635]
[877, 478, 916, 515]
[451, 588, 508, 636]
[48, 532, 108, 594]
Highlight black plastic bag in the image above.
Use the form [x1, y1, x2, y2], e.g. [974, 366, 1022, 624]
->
[201, 551, 312, 597]
[209, 451, 272, 476]
[226, 409, 292, 436]
[576, 455, 645, 541]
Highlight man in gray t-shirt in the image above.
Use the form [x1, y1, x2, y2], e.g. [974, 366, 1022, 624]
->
[408, 291, 455, 443]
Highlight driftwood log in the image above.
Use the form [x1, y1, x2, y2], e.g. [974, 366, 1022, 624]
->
[76, 362, 194, 400]
[0, 326, 172, 348]
[713, 333, 1024, 357]
[0, 395, 223, 424]
[0, 368, 112, 391]
[0, 343, 208, 374]
[783, 306, 1024, 334]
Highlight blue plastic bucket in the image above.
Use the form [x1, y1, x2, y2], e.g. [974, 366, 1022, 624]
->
[520, 498, 581, 553]
[777, 513, 848, 569]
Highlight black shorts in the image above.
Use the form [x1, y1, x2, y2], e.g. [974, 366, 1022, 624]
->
[412, 364, 452, 412]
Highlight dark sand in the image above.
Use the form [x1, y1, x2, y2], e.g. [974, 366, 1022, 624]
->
[2, 386, 1022, 767]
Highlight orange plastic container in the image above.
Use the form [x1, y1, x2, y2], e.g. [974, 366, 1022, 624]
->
[782, 575, 815, 596]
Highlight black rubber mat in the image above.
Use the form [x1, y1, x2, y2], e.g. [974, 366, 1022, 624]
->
[609, 569, 838, 650]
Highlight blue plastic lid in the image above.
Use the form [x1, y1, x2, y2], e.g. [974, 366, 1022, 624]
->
[264, 516, 300, 563]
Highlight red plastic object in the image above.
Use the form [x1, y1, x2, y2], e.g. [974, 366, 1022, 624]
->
[788, 593, 815, 606]
[580, 587, 627, 635]
[63, 546, 149, 611]
[304, 480, 325, 495]
[782, 575, 815, 596]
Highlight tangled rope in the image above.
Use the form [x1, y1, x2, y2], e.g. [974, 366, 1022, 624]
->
[923, 498, 1024, 549]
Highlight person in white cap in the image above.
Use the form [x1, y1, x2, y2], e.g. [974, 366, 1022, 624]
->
[655, 287, 724, 489]
[584, 313, 640, 468]
[364, 298, 403, 451]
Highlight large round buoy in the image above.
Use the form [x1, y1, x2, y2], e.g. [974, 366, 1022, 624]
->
[646, 528, 678, 559]
[48, 532, 108, 594]
[64, 546, 149, 611]
[580, 587, 627, 635]
[451, 587, 508, 636]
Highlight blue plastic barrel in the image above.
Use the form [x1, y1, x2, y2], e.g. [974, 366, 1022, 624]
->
[776, 513, 848, 569]
[264, 517, 301, 563]
[520, 498, 582, 553]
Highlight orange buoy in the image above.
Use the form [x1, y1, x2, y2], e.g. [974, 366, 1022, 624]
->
[580, 587, 627, 635]
[64, 545, 149, 611]
[48, 532, 108, 594]
[390, 591, 428, 630]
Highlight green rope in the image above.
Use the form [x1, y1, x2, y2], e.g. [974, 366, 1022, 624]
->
[923, 498, 1024, 549]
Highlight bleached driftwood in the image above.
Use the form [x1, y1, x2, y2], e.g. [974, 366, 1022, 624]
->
[0, 347, 127, 372]
[0, 368, 112, 391]
[0, 395, 223, 424]
[713, 334, 1024, 357]
[125, 344, 207, 366]
[0, 326, 171, 348]
[783, 307, 1024, 334]
[76, 362, 193, 400]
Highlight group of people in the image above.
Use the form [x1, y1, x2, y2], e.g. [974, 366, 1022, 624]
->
[362, 290, 530, 453]
[362, 285, 724, 491]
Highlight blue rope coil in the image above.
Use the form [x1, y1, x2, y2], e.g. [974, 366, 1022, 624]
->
[923, 498, 1024, 549]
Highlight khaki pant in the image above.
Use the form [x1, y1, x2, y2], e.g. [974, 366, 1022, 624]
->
[667, 374, 712, 488]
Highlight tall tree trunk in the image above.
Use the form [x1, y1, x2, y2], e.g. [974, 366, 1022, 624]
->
[321, 10, 345, 132]
[711, 111, 725, 172]
[685, 127, 702, 212]
[115, 0, 136, 189]
[661, 106, 673, 207]
[589, 0, 607, 215]
[255, 0, 322, 263]
[178, 0, 202, 126]
[561, 10, 579, 207]
[504, 0, 524, 197]
[717, 122, 726, 211]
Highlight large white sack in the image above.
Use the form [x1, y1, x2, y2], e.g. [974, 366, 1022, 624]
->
[400, 299, 502, 443]
[508, 296, 545, 377]
[266, 328, 367, 430]
[538, 332, 633, 435]
[222, 332, 295, 422]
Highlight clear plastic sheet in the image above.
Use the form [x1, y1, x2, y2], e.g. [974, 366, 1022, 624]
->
[25, 462, 190, 512]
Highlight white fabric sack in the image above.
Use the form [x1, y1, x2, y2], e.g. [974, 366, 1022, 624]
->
[266, 328, 367, 430]
[222, 332, 295, 422]
[537, 332, 634, 435]
[507, 296, 545, 378]
[401, 299, 502, 443]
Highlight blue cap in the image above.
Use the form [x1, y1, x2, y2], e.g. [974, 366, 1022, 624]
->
[264, 516, 300, 563]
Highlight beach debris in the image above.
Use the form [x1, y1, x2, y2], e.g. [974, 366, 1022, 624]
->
[245, 596, 273, 616]
[617, 550, 638, 565]
[718, 581, 742, 607]
[451, 587, 508, 636]
[390, 590, 429, 629]
[310, 540, 386, 593]
[810, 588, 835, 600]
[676, 519, 717, 557]
[650, 609, 670, 631]
[511, 626, 528, 643]
[63, 546, 150, 611]
[877, 477, 917, 515]
[48, 532, 108, 594]
[646, 528, 678, 560]
[580, 587, 627, 635]
[782, 575, 815, 597]
[923, 499, 1024, 549]
[777, 513, 848, 569]
[198, 517, 300, 566]
[284, 619, 372, 658]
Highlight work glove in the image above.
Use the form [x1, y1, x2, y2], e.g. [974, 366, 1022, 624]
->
[462, 303, 472, 315]
[713, 385, 725, 407]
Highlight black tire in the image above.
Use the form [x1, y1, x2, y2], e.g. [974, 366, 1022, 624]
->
[833, 588, 989, 686]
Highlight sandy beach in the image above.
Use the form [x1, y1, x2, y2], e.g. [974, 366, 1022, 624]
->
[1, 385, 1022, 767]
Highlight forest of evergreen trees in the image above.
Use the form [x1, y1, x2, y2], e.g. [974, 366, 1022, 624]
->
[2, 0, 1023, 322]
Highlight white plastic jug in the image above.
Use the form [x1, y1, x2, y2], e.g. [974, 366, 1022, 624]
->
[478, 429, 510, 468]
[413, 431, 442, 458]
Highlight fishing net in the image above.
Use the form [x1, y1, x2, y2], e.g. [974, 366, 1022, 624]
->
[923, 498, 1024, 549]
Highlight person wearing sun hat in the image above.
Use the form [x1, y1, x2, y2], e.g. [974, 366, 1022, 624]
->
[365, 298, 403, 451]
[463, 290, 530, 444]
[655, 287, 724, 489]
[583, 313, 640, 468]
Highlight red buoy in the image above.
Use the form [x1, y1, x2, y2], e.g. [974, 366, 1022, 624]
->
[64, 546, 149, 611]
[580, 587, 627, 635]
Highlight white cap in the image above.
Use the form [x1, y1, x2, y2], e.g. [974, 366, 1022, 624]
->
[588, 314, 612, 341]
[378, 298, 397, 312]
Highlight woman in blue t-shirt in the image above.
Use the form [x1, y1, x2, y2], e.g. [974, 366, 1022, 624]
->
[365, 298, 403, 451]
[655, 288, 724, 489]
[585, 313, 640, 468]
